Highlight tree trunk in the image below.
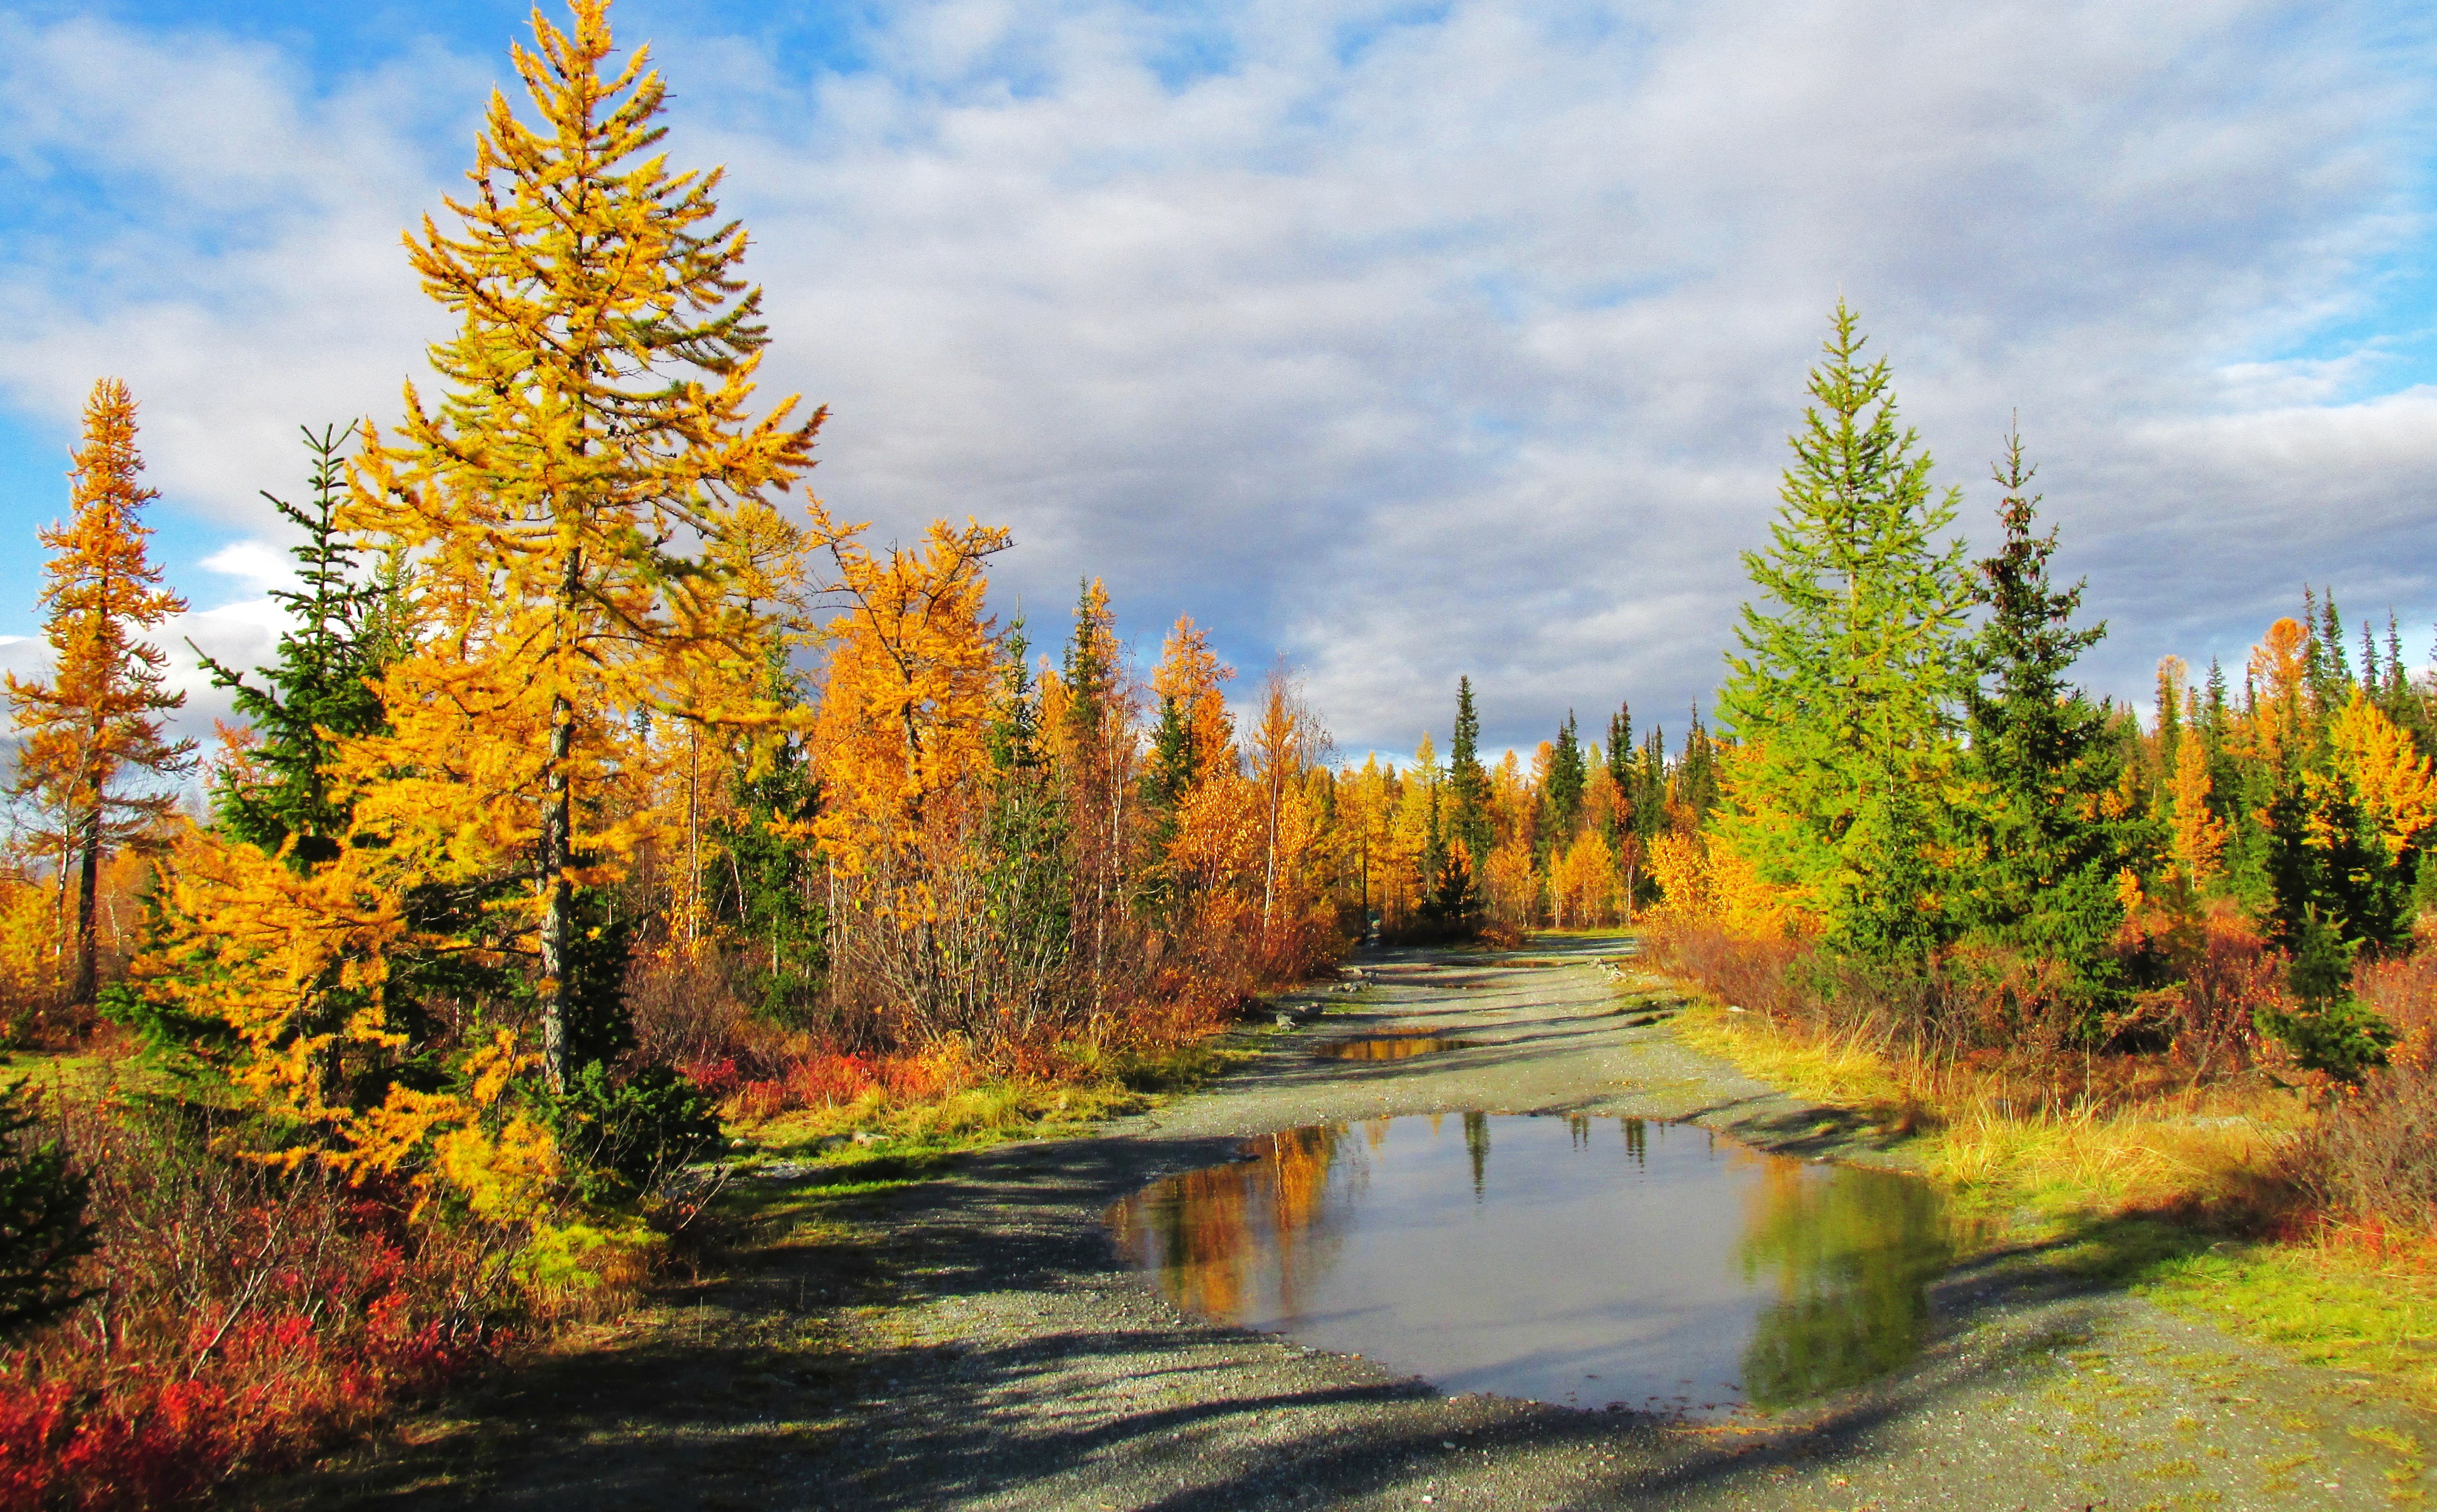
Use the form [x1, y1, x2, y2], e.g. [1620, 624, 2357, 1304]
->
[539, 690, 573, 1093]
[70, 807, 101, 1005]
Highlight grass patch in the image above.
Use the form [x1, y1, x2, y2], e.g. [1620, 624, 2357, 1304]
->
[1663, 990, 2437, 1406]
[736, 1034, 1254, 1166]
[1671, 999, 1916, 1119]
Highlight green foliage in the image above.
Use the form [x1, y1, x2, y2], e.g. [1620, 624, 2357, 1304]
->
[0, 1084, 94, 1337]
[2255, 908, 2393, 1085]
[1945, 429, 2147, 1023]
[554, 888, 637, 1071]
[982, 625, 1073, 992]
[1675, 707, 1721, 823]
[2261, 776, 2412, 955]
[1142, 694, 1195, 836]
[1716, 301, 1973, 957]
[1539, 709, 1585, 847]
[1447, 677, 1493, 869]
[195, 425, 398, 870]
[1604, 703, 1634, 816]
[544, 1061, 722, 1199]
[710, 660, 827, 1023]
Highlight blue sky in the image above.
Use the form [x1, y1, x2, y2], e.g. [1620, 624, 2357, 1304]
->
[2, 0, 2434, 760]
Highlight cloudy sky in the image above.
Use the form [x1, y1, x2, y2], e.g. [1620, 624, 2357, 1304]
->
[0, 0, 2429, 761]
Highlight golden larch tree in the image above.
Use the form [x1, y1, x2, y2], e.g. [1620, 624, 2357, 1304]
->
[1152, 614, 1236, 779]
[1247, 664, 1326, 943]
[5, 378, 195, 1003]
[2329, 688, 2437, 855]
[2167, 721, 2227, 888]
[345, 0, 822, 1086]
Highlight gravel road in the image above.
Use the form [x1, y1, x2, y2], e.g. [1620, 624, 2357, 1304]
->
[263, 939, 2436, 1510]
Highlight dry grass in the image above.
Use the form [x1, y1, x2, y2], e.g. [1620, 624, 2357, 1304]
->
[1674, 996, 2299, 1221]
[1648, 929, 2437, 1407]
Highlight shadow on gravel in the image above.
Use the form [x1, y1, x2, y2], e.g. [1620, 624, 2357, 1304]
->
[261, 942, 2183, 1512]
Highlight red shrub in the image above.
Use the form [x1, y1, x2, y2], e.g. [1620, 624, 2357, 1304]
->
[0, 1100, 510, 1509]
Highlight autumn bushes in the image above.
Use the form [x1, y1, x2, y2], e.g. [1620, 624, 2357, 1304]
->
[0, 1096, 505, 1510]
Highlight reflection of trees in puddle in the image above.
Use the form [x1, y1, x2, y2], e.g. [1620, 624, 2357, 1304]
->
[1736, 1161, 1953, 1410]
[1109, 1124, 1365, 1324]
[1313, 1037, 1477, 1061]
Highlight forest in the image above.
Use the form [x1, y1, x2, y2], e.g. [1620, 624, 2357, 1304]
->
[0, 2, 2428, 1506]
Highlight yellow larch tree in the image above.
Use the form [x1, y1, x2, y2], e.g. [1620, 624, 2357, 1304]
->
[1387, 733, 1442, 927]
[811, 520, 1009, 888]
[1248, 664, 1327, 944]
[2329, 688, 2437, 855]
[2242, 617, 2310, 770]
[1333, 754, 1398, 926]
[1152, 614, 1237, 779]
[343, 0, 821, 1087]
[1550, 828, 1617, 928]
[2167, 710, 2228, 889]
[5, 378, 196, 1004]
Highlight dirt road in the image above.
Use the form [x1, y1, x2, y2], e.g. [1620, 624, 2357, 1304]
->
[265, 940, 2434, 1510]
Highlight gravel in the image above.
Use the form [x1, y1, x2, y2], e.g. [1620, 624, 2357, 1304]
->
[261, 938, 2436, 1510]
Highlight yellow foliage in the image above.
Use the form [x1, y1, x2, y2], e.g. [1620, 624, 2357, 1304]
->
[0, 875, 63, 1017]
[1152, 614, 1237, 780]
[345, 1031, 561, 1221]
[1648, 827, 1814, 940]
[809, 518, 1009, 891]
[2330, 688, 2437, 853]
[342, 0, 822, 1084]
[122, 825, 410, 1130]
[2169, 724, 2227, 885]
[1482, 835, 1538, 927]
[1549, 828, 1618, 927]
[2242, 617, 2310, 766]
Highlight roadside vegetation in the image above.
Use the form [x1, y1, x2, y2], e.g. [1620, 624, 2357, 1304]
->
[0, 0, 2425, 1505]
[0, 4, 1342, 1505]
[1620, 302, 2437, 1406]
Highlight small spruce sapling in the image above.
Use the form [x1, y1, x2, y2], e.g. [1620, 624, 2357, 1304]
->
[2255, 908, 2394, 1085]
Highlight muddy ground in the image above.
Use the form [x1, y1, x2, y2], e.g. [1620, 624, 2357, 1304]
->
[259, 940, 2435, 1510]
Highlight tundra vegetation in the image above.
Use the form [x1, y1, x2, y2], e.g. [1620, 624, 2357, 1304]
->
[0, 3, 2431, 1506]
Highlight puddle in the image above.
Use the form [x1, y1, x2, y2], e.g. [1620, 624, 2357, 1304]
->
[1106, 1114, 1957, 1418]
[1312, 1037, 1482, 1061]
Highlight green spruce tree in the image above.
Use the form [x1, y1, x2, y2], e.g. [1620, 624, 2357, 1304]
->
[1715, 301, 1973, 959]
[195, 425, 399, 867]
[1947, 427, 2145, 1022]
[1541, 710, 1585, 846]
[1447, 677, 1493, 882]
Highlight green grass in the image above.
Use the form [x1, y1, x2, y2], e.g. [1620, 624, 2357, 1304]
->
[1662, 988, 2437, 1408]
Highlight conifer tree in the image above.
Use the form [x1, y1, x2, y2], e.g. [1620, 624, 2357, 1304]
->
[1948, 428, 2142, 1013]
[198, 425, 397, 869]
[1633, 722, 1668, 843]
[1715, 302, 1971, 956]
[345, 0, 822, 1088]
[979, 622, 1070, 1022]
[1142, 695, 1195, 855]
[1541, 711, 1586, 845]
[1603, 702, 1643, 915]
[709, 655, 825, 1022]
[6, 379, 197, 1004]
[1604, 704, 1633, 806]
[1675, 707, 1721, 821]
[1447, 678, 1492, 890]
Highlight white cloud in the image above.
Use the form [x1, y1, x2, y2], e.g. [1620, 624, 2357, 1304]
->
[0, 0, 2427, 757]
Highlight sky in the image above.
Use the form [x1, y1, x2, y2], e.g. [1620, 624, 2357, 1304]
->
[0, 0, 2432, 764]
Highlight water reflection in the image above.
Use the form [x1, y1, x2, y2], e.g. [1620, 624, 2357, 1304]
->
[1312, 1037, 1482, 1061]
[1106, 1115, 1956, 1418]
